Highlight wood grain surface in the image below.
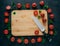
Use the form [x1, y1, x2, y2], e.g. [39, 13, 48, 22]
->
[11, 10, 48, 36]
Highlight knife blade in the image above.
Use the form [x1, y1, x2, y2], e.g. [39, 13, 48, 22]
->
[32, 15, 45, 32]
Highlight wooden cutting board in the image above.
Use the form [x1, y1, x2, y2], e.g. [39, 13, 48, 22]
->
[11, 10, 48, 36]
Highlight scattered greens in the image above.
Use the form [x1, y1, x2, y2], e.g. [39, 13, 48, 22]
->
[38, 16, 41, 19]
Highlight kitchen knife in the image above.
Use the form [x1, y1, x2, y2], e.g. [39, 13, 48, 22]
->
[32, 15, 45, 32]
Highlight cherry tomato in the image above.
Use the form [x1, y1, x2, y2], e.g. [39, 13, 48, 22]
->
[10, 37, 15, 42]
[17, 38, 22, 43]
[49, 24, 54, 30]
[37, 37, 42, 42]
[40, 13, 45, 18]
[4, 18, 9, 23]
[31, 38, 36, 43]
[25, 3, 30, 9]
[35, 30, 39, 35]
[3, 29, 8, 35]
[50, 14, 54, 19]
[42, 18, 46, 23]
[32, 3, 37, 8]
[4, 12, 9, 16]
[17, 3, 22, 8]
[39, 1, 44, 6]
[24, 39, 29, 44]
[47, 8, 52, 14]
[34, 10, 38, 16]
[49, 31, 54, 35]
[6, 5, 11, 10]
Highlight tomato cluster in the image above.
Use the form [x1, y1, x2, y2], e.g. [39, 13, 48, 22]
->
[3, 0, 55, 44]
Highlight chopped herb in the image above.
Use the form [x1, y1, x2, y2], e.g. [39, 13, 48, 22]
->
[39, 10, 41, 13]
[38, 16, 41, 19]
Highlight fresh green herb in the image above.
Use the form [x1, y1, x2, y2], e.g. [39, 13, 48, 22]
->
[39, 10, 41, 13]
[43, 5, 49, 9]
[6, 35, 11, 39]
[54, 31, 57, 36]
[49, 20, 53, 24]
[42, 38, 46, 44]
[8, 27, 11, 30]
[38, 16, 41, 19]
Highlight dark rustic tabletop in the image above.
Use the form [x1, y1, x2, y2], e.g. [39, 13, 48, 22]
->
[0, 0, 60, 46]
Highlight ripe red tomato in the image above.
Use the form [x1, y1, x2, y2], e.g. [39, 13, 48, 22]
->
[17, 38, 22, 43]
[37, 37, 42, 42]
[4, 12, 9, 16]
[49, 31, 54, 35]
[24, 39, 29, 44]
[31, 38, 36, 43]
[25, 3, 30, 9]
[32, 3, 37, 8]
[10, 37, 15, 42]
[40, 13, 45, 18]
[4, 18, 9, 23]
[17, 3, 22, 8]
[34, 30, 39, 35]
[39, 1, 44, 6]
[6, 5, 11, 10]
[42, 18, 46, 23]
[47, 8, 52, 14]
[50, 14, 54, 19]
[49, 25, 54, 30]
[34, 10, 38, 16]
[3, 29, 8, 35]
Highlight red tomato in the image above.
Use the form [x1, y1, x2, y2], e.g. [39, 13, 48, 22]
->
[47, 8, 52, 14]
[4, 18, 8, 23]
[39, 1, 44, 6]
[25, 3, 30, 9]
[17, 3, 22, 8]
[6, 5, 11, 10]
[24, 39, 29, 44]
[50, 14, 54, 19]
[49, 31, 54, 35]
[40, 13, 45, 18]
[42, 18, 46, 23]
[32, 3, 37, 8]
[31, 38, 36, 43]
[10, 37, 15, 42]
[35, 30, 39, 35]
[17, 38, 22, 43]
[49, 25, 54, 30]
[4, 12, 9, 16]
[3, 29, 8, 35]
[34, 10, 38, 16]
[37, 37, 42, 42]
